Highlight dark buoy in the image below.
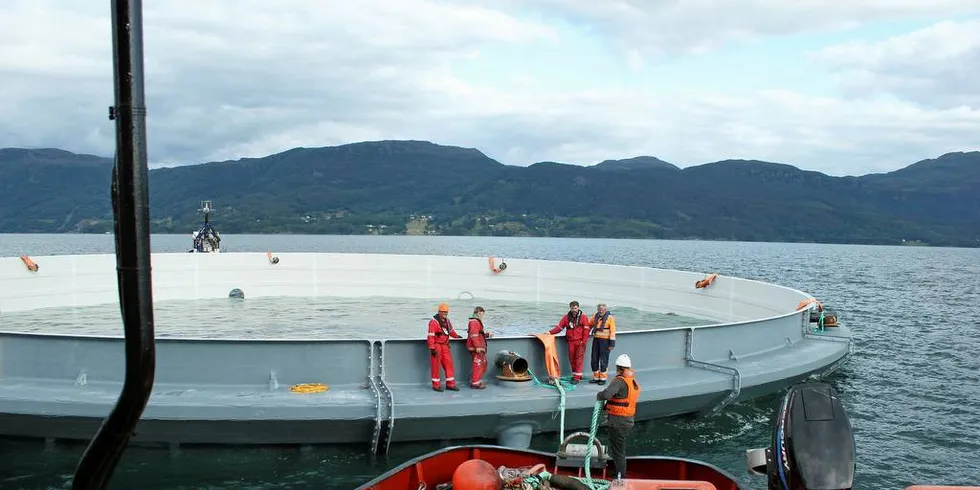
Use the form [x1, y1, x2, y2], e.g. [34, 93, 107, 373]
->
[228, 288, 245, 299]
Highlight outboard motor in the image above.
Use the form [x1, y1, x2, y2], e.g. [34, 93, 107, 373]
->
[746, 382, 855, 490]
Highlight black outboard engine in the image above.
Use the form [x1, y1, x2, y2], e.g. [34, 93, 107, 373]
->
[746, 382, 855, 490]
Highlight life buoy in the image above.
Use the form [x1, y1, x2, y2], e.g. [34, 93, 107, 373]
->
[20, 255, 39, 272]
[695, 273, 717, 289]
[488, 256, 506, 273]
[797, 298, 823, 312]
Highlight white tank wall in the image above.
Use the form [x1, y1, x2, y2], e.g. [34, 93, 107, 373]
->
[0, 253, 811, 330]
[0, 253, 826, 389]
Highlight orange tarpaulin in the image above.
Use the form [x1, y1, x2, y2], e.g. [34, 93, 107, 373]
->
[533, 333, 562, 379]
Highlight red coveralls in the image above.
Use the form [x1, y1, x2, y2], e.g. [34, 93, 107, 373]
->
[548, 310, 592, 382]
[467, 316, 490, 388]
[428, 314, 461, 390]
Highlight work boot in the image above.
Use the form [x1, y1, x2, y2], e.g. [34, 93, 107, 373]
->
[571, 378, 580, 384]
[432, 386, 444, 392]
[446, 384, 460, 391]
[471, 383, 486, 390]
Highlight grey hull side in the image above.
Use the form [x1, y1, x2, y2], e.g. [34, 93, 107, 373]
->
[0, 330, 850, 447]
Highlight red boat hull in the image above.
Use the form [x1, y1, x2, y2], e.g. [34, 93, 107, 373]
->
[356, 444, 743, 490]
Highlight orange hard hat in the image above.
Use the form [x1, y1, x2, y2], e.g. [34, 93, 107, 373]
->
[438, 303, 450, 312]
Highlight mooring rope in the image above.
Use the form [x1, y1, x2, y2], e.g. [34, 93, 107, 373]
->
[581, 400, 609, 489]
[525, 366, 577, 442]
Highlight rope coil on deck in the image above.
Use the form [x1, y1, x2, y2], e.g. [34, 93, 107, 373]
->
[519, 352, 609, 490]
[289, 383, 328, 394]
[519, 400, 610, 490]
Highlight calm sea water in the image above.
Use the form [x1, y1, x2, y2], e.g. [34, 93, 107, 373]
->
[1, 234, 979, 490]
[0, 296, 703, 339]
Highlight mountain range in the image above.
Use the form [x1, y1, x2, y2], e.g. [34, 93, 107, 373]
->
[0, 141, 977, 247]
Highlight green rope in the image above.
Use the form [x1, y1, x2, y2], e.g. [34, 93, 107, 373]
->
[810, 308, 826, 333]
[518, 351, 610, 489]
[517, 400, 610, 490]
[526, 368, 579, 391]
[526, 368, 574, 442]
[582, 400, 606, 489]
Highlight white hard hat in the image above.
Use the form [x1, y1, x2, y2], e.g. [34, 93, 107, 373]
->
[615, 354, 632, 368]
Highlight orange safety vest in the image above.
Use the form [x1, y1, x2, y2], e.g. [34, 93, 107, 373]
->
[605, 370, 640, 417]
[592, 311, 613, 339]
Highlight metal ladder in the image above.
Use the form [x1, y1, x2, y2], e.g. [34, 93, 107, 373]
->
[685, 328, 742, 415]
[368, 340, 394, 457]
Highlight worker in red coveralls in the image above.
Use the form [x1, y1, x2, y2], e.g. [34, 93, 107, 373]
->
[466, 306, 494, 389]
[427, 302, 462, 392]
[544, 300, 592, 384]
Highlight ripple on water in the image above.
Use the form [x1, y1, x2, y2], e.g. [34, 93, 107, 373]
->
[0, 295, 708, 339]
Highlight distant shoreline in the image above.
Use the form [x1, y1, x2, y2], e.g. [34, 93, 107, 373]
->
[1, 231, 977, 249]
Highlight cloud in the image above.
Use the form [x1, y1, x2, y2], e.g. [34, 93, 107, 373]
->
[814, 19, 980, 109]
[499, 0, 980, 55]
[0, 0, 979, 177]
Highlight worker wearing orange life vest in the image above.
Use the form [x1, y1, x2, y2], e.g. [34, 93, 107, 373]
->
[590, 303, 616, 385]
[597, 353, 640, 480]
[546, 300, 592, 384]
[427, 302, 462, 391]
[466, 306, 494, 389]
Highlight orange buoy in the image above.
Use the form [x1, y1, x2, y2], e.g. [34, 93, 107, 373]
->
[452, 459, 502, 490]
[20, 255, 39, 272]
[796, 298, 823, 311]
[695, 273, 717, 289]
[488, 256, 507, 274]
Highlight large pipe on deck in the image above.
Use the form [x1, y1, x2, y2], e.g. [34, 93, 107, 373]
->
[495, 351, 531, 381]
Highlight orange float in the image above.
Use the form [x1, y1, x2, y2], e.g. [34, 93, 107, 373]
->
[451, 459, 502, 490]
[20, 255, 39, 272]
[694, 273, 717, 289]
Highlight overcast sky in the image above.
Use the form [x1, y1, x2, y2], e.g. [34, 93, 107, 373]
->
[2, 1, 979, 175]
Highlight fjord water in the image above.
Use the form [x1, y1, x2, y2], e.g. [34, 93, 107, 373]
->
[1, 234, 978, 490]
[0, 295, 703, 339]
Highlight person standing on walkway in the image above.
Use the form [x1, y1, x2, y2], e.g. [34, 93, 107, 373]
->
[545, 300, 592, 384]
[427, 302, 462, 391]
[590, 303, 616, 385]
[597, 353, 640, 479]
[466, 306, 494, 389]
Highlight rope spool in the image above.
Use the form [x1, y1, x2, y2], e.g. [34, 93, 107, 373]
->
[289, 383, 328, 394]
